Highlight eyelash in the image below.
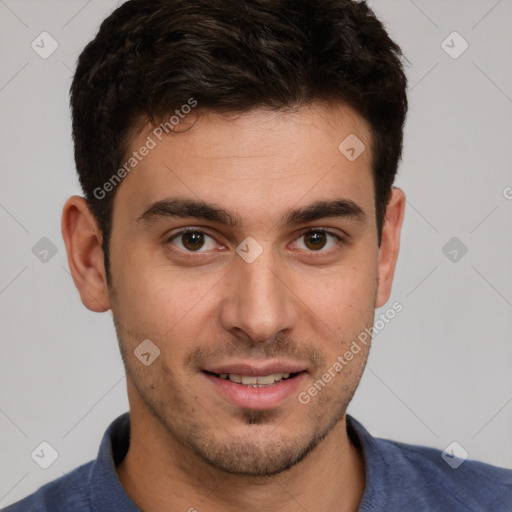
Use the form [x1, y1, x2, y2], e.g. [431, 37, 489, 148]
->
[166, 227, 345, 258]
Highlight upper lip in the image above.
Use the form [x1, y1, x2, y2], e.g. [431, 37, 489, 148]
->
[203, 361, 308, 376]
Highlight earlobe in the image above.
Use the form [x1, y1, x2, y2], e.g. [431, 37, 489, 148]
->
[61, 196, 111, 312]
[375, 187, 406, 308]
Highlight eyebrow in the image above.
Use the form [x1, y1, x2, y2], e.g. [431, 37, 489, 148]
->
[136, 197, 366, 227]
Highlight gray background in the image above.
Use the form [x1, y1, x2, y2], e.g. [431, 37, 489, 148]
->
[1, 0, 511, 507]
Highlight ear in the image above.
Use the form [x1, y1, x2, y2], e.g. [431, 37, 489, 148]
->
[375, 187, 406, 308]
[61, 196, 111, 312]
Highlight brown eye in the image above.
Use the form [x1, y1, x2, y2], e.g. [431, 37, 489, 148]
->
[169, 230, 217, 252]
[181, 231, 205, 251]
[294, 229, 341, 253]
[304, 231, 327, 250]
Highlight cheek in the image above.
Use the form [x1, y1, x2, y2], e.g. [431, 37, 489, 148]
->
[111, 250, 221, 344]
[294, 259, 378, 339]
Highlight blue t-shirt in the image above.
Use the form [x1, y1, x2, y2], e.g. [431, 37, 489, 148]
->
[3, 412, 511, 511]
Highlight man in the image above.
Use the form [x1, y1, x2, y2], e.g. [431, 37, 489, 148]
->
[3, 0, 511, 510]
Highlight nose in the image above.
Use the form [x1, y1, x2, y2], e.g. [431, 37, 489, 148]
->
[219, 247, 298, 343]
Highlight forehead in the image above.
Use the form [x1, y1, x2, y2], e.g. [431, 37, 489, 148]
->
[113, 103, 375, 226]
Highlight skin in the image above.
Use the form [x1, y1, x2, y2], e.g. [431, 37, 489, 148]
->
[62, 102, 405, 512]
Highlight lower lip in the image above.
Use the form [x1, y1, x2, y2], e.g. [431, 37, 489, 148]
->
[202, 372, 307, 410]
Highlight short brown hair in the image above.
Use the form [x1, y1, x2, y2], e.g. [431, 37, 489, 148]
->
[70, 0, 408, 276]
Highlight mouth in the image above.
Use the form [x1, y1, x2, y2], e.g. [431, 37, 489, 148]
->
[201, 363, 308, 410]
[203, 370, 302, 387]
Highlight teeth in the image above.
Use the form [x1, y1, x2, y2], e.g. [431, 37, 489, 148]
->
[241, 375, 258, 385]
[217, 372, 292, 386]
[253, 374, 275, 385]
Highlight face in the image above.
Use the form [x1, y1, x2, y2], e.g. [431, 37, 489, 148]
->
[104, 103, 389, 476]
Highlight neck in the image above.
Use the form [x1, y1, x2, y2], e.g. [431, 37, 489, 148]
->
[117, 406, 365, 512]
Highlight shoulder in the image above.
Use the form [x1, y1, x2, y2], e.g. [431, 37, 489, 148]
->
[2, 412, 133, 512]
[347, 416, 512, 511]
[385, 438, 512, 510]
[1, 462, 94, 512]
